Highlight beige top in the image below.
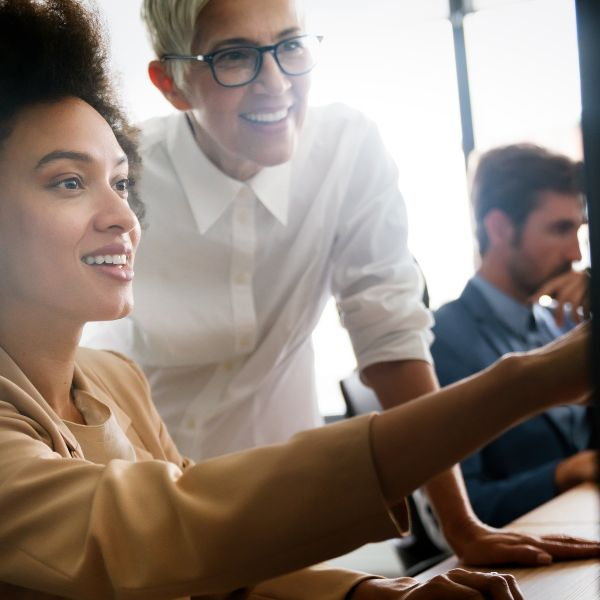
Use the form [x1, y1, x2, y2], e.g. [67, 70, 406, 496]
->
[0, 346, 411, 599]
[64, 391, 136, 464]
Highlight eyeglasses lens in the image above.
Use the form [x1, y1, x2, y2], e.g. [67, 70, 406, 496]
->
[212, 35, 321, 87]
[276, 36, 320, 76]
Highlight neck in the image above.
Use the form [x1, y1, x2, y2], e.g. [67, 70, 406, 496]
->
[0, 306, 82, 419]
[478, 256, 530, 305]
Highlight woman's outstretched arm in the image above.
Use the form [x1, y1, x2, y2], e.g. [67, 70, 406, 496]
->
[371, 324, 591, 507]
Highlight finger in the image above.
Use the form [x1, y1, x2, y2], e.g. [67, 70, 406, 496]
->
[532, 271, 589, 324]
[554, 302, 566, 327]
[530, 538, 600, 560]
[539, 533, 600, 544]
[538, 270, 587, 297]
[552, 277, 583, 304]
[504, 573, 523, 600]
[446, 569, 522, 600]
[414, 572, 485, 599]
[463, 542, 552, 566]
[498, 533, 600, 561]
[553, 282, 586, 322]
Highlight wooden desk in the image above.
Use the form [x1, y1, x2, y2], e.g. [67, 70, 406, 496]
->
[415, 483, 600, 599]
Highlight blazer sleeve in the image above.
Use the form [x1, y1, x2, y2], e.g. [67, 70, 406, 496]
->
[430, 334, 479, 387]
[244, 565, 379, 600]
[461, 450, 560, 527]
[0, 395, 406, 599]
[245, 564, 421, 600]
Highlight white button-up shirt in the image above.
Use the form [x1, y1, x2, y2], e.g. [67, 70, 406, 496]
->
[82, 103, 433, 460]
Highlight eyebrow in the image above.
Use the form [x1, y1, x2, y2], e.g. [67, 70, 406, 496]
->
[211, 27, 303, 49]
[35, 150, 127, 170]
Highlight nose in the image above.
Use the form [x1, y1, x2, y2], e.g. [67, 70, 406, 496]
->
[251, 51, 291, 95]
[94, 184, 140, 238]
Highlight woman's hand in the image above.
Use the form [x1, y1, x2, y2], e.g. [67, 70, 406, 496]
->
[446, 519, 600, 566]
[349, 569, 522, 598]
[515, 321, 592, 409]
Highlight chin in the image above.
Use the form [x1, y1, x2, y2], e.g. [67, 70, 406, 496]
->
[90, 300, 134, 323]
[255, 144, 296, 167]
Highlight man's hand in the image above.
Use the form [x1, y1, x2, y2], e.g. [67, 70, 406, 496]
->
[349, 569, 522, 599]
[531, 269, 590, 326]
[555, 450, 599, 492]
[447, 520, 600, 566]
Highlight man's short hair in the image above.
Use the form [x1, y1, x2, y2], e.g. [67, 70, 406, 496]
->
[472, 144, 583, 255]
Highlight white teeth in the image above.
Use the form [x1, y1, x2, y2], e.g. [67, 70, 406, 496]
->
[243, 108, 288, 123]
[82, 254, 127, 266]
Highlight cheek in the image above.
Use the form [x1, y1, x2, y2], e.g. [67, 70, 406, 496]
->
[293, 75, 311, 100]
[131, 223, 142, 253]
[189, 76, 245, 125]
[0, 204, 34, 265]
[24, 211, 88, 279]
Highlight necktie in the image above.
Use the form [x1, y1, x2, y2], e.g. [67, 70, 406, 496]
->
[527, 310, 556, 348]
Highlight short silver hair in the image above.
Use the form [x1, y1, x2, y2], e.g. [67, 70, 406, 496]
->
[141, 0, 211, 89]
[142, 0, 307, 90]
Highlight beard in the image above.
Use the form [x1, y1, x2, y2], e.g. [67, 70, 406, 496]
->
[509, 258, 573, 297]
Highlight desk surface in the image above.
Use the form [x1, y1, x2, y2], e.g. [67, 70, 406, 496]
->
[415, 483, 600, 599]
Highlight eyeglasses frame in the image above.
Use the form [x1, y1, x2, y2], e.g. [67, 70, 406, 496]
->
[161, 34, 324, 88]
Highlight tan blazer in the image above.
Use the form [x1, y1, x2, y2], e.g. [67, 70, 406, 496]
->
[0, 347, 409, 599]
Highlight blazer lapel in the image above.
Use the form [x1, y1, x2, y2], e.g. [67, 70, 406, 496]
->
[0, 347, 83, 457]
[460, 281, 576, 448]
[459, 281, 520, 356]
[72, 361, 132, 435]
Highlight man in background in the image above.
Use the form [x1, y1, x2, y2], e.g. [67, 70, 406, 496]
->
[432, 143, 597, 527]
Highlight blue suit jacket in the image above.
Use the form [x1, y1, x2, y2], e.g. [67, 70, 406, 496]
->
[431, 278, 593, 527]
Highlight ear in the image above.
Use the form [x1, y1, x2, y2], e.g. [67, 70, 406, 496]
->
[148, 60, 192, 111]
[483, 209, 516, 248]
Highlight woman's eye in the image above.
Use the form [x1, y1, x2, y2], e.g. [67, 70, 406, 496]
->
[215, 48, 254, 66]
[54, 177, 82, 191]
[115, 178, 130, 193]
[281, 40, 301, 53]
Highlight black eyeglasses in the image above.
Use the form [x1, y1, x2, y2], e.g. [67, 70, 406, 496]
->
[161, 34, 323, 88]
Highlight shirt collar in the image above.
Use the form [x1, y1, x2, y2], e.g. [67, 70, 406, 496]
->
[471, 273, 533, 337]
[167, 112, 290, 233]
[247, 161, 291, 226]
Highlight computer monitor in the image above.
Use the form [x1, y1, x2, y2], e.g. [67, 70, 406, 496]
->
[576, 0, 600, 449]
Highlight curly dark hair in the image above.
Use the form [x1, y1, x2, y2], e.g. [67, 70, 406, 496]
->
[472, 144, 583, 255]
[0, 0, 145, 222]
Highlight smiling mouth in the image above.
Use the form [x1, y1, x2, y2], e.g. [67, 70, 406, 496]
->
[240, 107, 290, 124]
[81, 254, 128, 266]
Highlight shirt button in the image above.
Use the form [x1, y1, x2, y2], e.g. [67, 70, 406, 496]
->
[185, 417, 196, 430]
[239, 335, 251, 349]
[234, 272, 249, 285]
[223, 361, 233, 372]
